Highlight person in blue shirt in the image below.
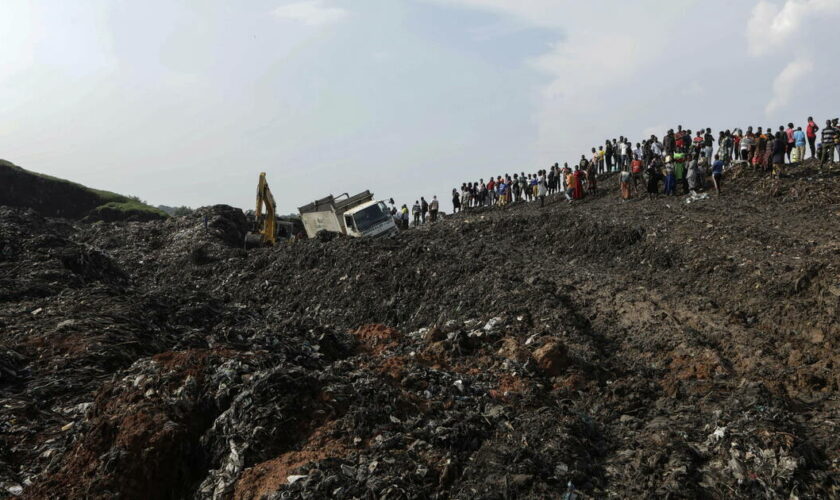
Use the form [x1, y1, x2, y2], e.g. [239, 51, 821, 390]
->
[711, 154, 724, 195]
[792, 126, 806, 164]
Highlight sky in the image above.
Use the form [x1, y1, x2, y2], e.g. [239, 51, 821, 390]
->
[1, 0, 839, 213]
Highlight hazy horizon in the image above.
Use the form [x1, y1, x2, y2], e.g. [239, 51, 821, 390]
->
[2, 0, 839, 213]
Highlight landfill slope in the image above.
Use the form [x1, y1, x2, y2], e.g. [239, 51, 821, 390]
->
[1, 161, 838, 498]
[0, 159, 167, 222]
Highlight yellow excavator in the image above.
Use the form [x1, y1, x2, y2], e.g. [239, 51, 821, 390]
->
[244, 172, 276, 248]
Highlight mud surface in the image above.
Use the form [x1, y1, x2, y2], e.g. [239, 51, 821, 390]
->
[1, 162, 839, 498]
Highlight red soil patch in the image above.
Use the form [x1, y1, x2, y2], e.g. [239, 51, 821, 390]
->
[351, 324, 402, 355]
[662, 348, 731, 396]
[233, 420, 349, 499]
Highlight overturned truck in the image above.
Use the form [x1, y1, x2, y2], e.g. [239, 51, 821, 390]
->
[298, 191, 397, 239]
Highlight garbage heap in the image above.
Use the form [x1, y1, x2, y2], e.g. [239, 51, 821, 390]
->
[1, 162, 838, 498]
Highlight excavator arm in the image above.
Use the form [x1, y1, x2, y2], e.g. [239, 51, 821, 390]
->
[245, 172, 277, 247]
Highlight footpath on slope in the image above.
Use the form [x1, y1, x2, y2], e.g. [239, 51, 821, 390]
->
[0, 161, 838, 498]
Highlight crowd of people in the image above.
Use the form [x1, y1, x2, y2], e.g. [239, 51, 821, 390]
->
[389, 116, 838, 225]
[388, 196, 440, 229]
[446, 116, 840, 210]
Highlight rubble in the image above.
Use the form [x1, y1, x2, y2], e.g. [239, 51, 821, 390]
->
[1, 164, 839, 498]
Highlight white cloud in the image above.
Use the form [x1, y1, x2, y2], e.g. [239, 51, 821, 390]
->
[766, 57, 813, 115]
[428, 0, 683, 159]
[746, 0, 839, 116]
[747, 0, 840, 56]
[272, 0, 347, 27]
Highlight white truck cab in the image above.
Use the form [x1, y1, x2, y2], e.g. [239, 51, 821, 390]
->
[342, 200, 398, 238]
[299, 191, 397, 239]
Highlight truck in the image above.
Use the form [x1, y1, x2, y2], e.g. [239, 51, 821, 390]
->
[298, 190, 398, 239]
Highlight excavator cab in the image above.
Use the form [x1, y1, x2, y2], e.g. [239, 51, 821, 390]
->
[244, 172, 277, 248]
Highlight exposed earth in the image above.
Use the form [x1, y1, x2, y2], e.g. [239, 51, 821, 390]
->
[1, 161, 838, 498]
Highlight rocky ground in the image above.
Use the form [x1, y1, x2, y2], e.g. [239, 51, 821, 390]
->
[1, 161, 838, 499]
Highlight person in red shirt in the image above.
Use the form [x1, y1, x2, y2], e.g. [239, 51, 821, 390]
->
[573, 165, 585, 200]
[806, 116, 819, 159]
[486, 177, 495, 206]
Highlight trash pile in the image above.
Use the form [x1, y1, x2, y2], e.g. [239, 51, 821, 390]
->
[1, 163, 838, 498]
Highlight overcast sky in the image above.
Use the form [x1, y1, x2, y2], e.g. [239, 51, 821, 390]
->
[2, 0, 838, 213]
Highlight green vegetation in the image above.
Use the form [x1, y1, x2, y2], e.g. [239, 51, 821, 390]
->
[156, 204, 194, 216]
[91, 200, 169, 218]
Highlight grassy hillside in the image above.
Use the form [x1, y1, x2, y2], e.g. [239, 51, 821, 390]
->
[0, 159, 167, 221]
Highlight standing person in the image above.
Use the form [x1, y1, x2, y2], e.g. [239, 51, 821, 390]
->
[686, 153, 700, 194]
[651, 135, 663, 160]
[411, 200, 421, 226]
[756, 127, 768, 170]
[711, 154, 723, 195]
[548, 166, 557, 195]
[564, 167, 575, 203]
[573, 165, 585, 200]
[612, 139, 620, 171]
[722, 130, 733, 165]
[598, 146, 606, 174]
[578, 156, 589, 192]
[664, 129, 676, 157]
[512, 174, 521, 202]
[703, 128, 714, 163]
[675, 127, 685, 155]
[835, 118, 840, 163]
[559, 163, 569, 192]
[631, 155, 643, 190]
[420, 196, 429, 223]
[400, 204, 409, 229]
[498, 177, 508, 206]
[785, 122, 795, 163]
[793, 126, 806, 163]
[633, 143, 643, 163]
[717, 131, 727, 165]
[452, 188, 461, 213]
[806, 116, 819, 159]
[663, 156, 675, 196]
[620, 139, 630, 171]
[537, 173, 547, 207]
[648, 157, 662, 198]
[605, 140, 614, 173]
[765, 131, 777, 173]
[697, 152, 708, 190]
[429, 196, 439, 222]
[587, 155, 598, 194]
[821, 119, 837, 165]
[619, 166, 632, 200]
[486, 177, 495, 206]
[693, 131, 704, 156]
[835, 118, 840, 161]
[673, 152, 688, 194]
[741, 128, 754, 162]
[772, 132, 786, 178]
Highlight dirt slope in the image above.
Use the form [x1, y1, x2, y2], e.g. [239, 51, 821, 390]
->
[0, 161, 838, 498]
[0, 159, 167, 222]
